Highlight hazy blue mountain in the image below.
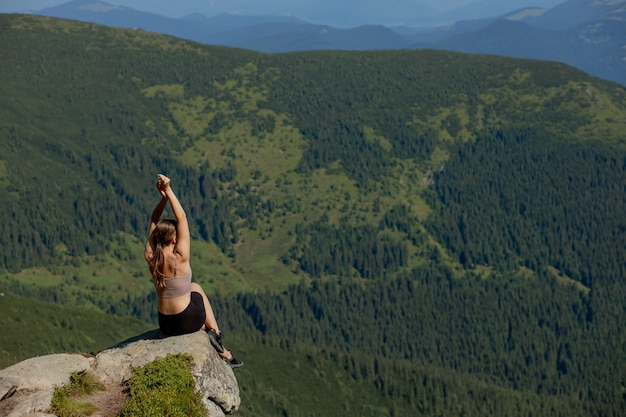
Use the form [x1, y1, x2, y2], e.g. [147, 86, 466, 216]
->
[526, 0, 626, 30]
[31, 0, 626, 85]
[34, 0, 303, 43]
[435, 19, 573, 60]
[397, 16, 498, 43]
[209, 24, 340, 52]
[37, 0, 182, 30]
[205, 21, 340, 51]
[181, 13, 306, 36]
[33, 0, 563, 29]
[35, 0, 208, 41]
[562, 19, 626, 84]
[111, 0, 439, 27]
[428, 1, 626, 86]
[320, 25, 413, 50]
[287, 0, 438, 27]
[101, 0, 566, 27]
[430, 0, 564, 24]
[35, 0, 414, 52]
[207, 23, 412, 52]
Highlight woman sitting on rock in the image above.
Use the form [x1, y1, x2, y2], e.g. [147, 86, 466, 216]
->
[145, 174, 243, 368]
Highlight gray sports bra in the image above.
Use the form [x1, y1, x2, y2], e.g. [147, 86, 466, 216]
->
[159, 269, 192, 299]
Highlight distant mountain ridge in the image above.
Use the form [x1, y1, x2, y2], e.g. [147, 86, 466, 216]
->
[428, 0, 626, 86]
[15, 0, 569, 26]
[27, 0, 626, 85]
[31, 0, 412, 51]
[527, 0, 626, 29]
[208, 23, 413, 52]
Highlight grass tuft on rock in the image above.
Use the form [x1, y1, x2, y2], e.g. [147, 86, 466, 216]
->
[118, 353, 207, 417]
[49, 371, 105, 417]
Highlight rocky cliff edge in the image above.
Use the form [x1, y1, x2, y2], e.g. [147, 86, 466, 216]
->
[0, 330, 240, 417]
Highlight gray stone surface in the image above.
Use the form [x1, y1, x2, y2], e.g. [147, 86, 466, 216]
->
[0, 330, 240, 417]
[4, 390, 54, 417]
[0, 354, 92, 391]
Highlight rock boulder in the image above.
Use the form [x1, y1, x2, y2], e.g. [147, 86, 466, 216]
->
[0, 330, 240, 417]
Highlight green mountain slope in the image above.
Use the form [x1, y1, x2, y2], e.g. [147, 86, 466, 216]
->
[0, 290, 151, 369]
[2, 13, 626, 416]
[2, 14, 625, 288]
[231, 333, 592, 417]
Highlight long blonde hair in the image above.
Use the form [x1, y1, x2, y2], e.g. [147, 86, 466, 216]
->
[148, 219, 177, 290]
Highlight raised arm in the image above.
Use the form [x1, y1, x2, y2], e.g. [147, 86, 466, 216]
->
[144, 182, 167, 263]
[148, 195, 168, 238]
[157, 174, 191, 261]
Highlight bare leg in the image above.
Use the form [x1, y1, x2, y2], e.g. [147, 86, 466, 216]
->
[190, 282, 233, 359]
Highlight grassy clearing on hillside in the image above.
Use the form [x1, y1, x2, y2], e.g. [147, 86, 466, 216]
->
[0, 233, 262, 316]
[0, 232, 153, 308]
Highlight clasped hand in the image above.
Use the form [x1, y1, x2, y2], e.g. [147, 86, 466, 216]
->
[156, 174, 171, 197]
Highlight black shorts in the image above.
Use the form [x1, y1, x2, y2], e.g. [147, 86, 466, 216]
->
[158, 291, 206, 336]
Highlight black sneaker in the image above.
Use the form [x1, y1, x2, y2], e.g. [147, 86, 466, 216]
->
[225, 356, 244, 368]
[207, 328, 225, 354]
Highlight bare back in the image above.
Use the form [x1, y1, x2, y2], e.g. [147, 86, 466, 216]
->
[146, 246, 192, 315]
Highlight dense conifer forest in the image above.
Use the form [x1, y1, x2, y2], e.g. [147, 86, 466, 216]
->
[1, 13, 626, 416]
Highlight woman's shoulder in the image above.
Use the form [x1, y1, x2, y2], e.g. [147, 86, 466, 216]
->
[174, 248, 190, 262]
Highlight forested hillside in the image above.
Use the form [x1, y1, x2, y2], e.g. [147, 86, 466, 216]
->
[0, 291, 150, 368]
[1, 13, 626, 416]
